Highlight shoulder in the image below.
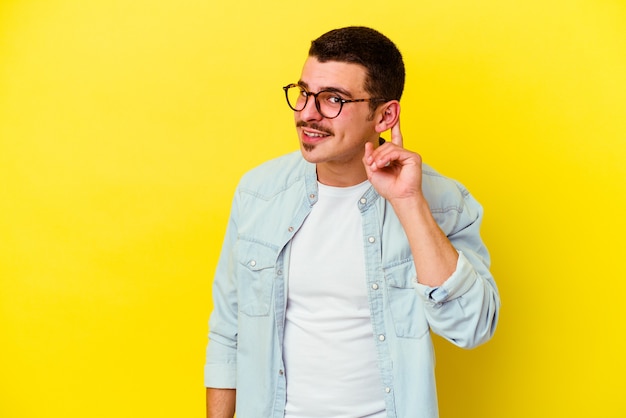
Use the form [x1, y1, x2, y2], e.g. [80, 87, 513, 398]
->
[420, 163, 484, 234]
[421, 163, 477, 212]
[237, 151, 311, 199]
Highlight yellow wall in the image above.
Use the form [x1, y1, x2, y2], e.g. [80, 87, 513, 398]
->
[1, 1, 624, 417]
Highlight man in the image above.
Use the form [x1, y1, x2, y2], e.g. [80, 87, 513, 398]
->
[205, 26, 500, 418]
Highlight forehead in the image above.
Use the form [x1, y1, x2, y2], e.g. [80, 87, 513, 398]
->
[299, 56, 368, 95]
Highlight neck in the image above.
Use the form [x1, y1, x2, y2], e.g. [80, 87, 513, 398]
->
[316, 160, 368, 187]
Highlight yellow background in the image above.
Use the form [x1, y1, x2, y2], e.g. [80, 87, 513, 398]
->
[1, 0, 625, 417]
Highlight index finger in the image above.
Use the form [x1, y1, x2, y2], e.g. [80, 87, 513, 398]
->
[390, 118, 403, 147]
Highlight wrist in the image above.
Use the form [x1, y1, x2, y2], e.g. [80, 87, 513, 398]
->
[389, 193, 429, 218]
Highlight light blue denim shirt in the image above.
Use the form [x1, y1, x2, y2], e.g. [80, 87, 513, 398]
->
[205, 151, 500, 418]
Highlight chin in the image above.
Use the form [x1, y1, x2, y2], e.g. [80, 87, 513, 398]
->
[299, 143, 326, 164]
[299, 147, 318, 162]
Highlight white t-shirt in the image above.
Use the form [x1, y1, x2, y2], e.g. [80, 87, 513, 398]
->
[283, 180, 386, 418]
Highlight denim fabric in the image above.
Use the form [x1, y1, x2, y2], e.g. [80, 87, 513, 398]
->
[205, 151, 500, 418]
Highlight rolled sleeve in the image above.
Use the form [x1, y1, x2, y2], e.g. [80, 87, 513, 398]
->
[414, 251, 477, 304]
[204, 342, 237, 388]
[413, 251, 499, 348]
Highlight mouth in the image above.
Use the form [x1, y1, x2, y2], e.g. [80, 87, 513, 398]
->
[298, 122, 333, 143]
[303, 129, 330, 139]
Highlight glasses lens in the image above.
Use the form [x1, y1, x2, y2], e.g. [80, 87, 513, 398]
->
[284, 85, 344, 118]
[316, 91, 342, 119]
[286, 85, 307, 111]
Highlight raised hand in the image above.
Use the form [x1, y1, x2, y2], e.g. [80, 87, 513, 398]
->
[363, 118, 459, 286]
[363, 119, 424, 203]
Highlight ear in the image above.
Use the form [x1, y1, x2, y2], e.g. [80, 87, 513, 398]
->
[374, 101, 400, 134]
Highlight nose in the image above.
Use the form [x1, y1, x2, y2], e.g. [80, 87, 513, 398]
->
[298, 96, 324, 121]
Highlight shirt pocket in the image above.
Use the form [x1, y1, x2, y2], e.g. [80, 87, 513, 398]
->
[384, 261, 429, 339]
[235, 240, 278, 317]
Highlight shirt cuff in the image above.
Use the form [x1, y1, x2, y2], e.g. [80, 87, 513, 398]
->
[414, 251, 478, 304]
[204, 362, 237, 388]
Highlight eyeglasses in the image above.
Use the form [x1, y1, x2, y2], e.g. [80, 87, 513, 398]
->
[283, 83, 388, 119]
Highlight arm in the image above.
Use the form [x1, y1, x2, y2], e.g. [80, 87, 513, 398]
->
[364, 118, 458, 287]
[206, 388, 235, 418]
[364, 115, 499, 347]
[205, 194, 240, 409]
[387, 189, 459, 287]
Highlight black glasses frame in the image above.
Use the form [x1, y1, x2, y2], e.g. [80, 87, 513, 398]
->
[283, 83, 388, 119]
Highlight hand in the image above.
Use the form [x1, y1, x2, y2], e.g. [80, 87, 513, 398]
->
[363, 119, 423, 202]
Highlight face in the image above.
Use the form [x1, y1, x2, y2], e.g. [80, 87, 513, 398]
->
[293, 57, 382, 184]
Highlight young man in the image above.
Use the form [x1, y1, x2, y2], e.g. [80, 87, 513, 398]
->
[205, 26, 500, 418]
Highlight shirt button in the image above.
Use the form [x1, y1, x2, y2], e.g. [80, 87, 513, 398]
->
[277, 270, 283, 276]
[249, 260, 256, 267]
[279, 369, 284, 376]
[288, 226, 294, 232]
[368, 236, 376, 243]
[371, 283, 379, 290]
[378, 334, 385, 341]
[385, 387, 391, 393]
[360, 198, 367, 204]
[310, 194, 316, 199]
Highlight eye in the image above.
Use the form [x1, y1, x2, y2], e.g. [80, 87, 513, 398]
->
[320, 93, 344, 105]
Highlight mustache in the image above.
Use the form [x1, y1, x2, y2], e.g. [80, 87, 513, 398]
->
[296, 121, 334, 136]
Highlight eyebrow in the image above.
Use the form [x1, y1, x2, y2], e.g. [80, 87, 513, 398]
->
[297, 80, 354, 98]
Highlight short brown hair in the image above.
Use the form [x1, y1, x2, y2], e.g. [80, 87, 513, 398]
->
[309, 26, 405, 112]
